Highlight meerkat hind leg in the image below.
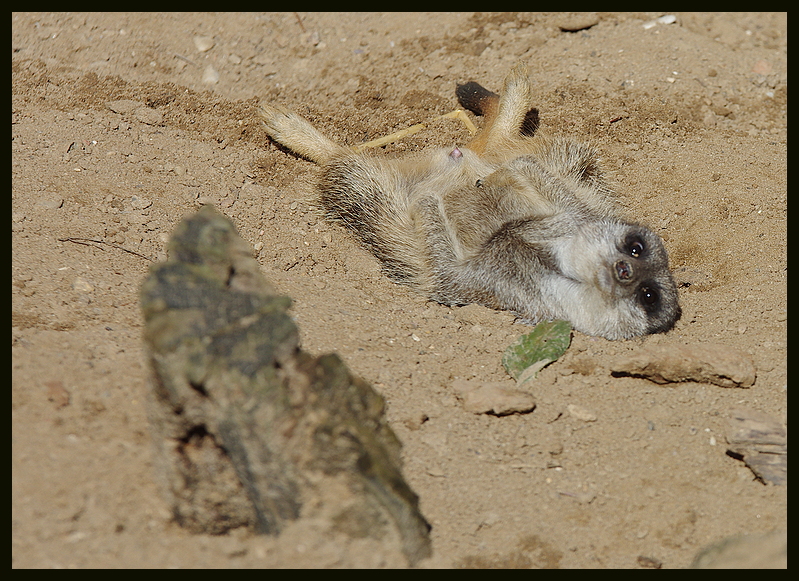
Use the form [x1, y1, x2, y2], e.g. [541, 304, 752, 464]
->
[457, 62, 539, 155]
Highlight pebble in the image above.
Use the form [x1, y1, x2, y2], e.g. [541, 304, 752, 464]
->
[642, 15, 677, 30]
[106, 99, 143, 115]
[637, 555, 663, 569]
[45, 380, 70, 409]
[202, 65, 220, 85]
[301, 31, 321, 46]
[130, 195, 153, 210]
[567, 404, 597, 422]
[453, 379, 536, 416]
[36, 196, 64, 210]
[752, 59, 772, 76]
[556, 13, 599, 32]
[72, 277, 94, 293]
[133, 107, 163, 126]
[610, 343, 756, 388]
[193, 35, 215, 53]
[164, 163, 186, 176]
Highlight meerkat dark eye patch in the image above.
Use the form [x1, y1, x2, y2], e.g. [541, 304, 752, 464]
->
[638, 285, 660, 309]
[623, 233, 646, 258]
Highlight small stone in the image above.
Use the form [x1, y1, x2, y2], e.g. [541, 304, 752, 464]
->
[106, 99, 143, 115]
[193, 35, 215, 53]
[36, 196, 64, 210]
[72, 277, 94, 293]
[610, 343, 756, 388]
[642, 15, 676, 30]
[45, 380, 70, 409]
[637, 555, 663, 569]
[301, 31, 320, 46]
[454, 379, 536, 416]
[252, 52, 276, 67]
[202, 65, 220, 84]
[557, 13, 599, 32]
[422, 60, 447, 80]
[130, 196, 153, 210]
[567, 404, 597, 422]
[219, 191, 238, 208]
[752, 60, 772, 76]
[133, 107, 163, 126]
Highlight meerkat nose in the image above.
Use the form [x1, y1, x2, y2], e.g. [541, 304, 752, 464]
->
[615, 260, 633, 281]
[449, 146, 463, 160]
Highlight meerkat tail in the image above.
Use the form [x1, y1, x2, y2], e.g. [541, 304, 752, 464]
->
[259, 103, 347, 165]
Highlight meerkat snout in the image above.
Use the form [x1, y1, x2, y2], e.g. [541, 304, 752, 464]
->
[615, 260, 633, 281]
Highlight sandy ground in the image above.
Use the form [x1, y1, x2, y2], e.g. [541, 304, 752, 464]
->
[12, 12, 786, 568]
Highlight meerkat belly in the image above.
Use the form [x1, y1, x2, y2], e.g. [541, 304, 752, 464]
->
[438, 176, 553, 256]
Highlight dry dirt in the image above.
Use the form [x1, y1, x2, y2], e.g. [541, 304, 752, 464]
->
[12, 12, 786, 568]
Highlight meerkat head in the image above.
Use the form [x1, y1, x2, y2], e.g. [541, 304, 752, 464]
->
[552, 220, 681, 339]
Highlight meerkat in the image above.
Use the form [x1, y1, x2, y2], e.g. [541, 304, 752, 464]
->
[258, 62, 681, 340]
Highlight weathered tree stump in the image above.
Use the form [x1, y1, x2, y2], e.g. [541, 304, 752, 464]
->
[725, 408, 787, 486]
[140, 205, 431, 565]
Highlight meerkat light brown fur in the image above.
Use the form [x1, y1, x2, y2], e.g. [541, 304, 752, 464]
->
[259, 63, 681, 340]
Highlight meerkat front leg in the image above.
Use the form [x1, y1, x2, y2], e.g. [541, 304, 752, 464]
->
[259, 103, 348, 165]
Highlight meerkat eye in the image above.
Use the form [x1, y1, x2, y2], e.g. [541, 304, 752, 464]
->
[475, 179, 483, 188]
[638, 286, 659, 307]
[630, 240, 645, 258]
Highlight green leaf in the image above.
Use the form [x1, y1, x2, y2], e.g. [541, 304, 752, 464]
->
[502, 320, 572, 381]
